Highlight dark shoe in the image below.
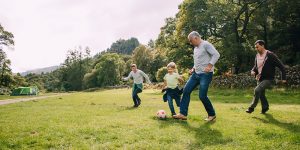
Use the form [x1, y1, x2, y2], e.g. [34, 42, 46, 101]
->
[261, 108, 269, 114]
[133, 104, 138, 107]
[246, 108, 254, 113]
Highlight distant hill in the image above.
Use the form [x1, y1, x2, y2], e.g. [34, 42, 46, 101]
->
[20, 66, 60, 76]
[106, 37, 139, 55]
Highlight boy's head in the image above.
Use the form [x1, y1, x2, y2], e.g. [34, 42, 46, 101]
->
[167, 62, 176, 73]
[131, 64, 137, 72]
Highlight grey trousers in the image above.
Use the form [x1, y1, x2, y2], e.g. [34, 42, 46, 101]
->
[249, 80, 274, 109]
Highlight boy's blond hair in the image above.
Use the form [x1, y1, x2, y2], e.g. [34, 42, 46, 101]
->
[167, 62, 178, 73]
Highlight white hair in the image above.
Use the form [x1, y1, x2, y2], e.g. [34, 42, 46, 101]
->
[188, 31, 201, 40]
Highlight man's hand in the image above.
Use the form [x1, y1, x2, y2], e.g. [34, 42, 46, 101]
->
[251, 70, 256, 76]
[204, 64, 213, 73]
[189, 68, 195, 74]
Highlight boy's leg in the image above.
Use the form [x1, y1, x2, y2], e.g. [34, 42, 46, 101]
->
[136, 88, 142, 105]
[167, 95, 176, 115]
[132, 89, 139, 107]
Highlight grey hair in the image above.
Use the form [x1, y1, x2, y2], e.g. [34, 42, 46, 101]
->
[188, 31, 201, 39]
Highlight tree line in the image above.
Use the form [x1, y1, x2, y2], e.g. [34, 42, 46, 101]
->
[1, 0, 299, 93]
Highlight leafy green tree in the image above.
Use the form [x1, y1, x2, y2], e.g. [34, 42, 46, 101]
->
[106, 37, 140, 55]
[132, 45, 154, 78]
[0, 24, 14, 88]
[60, 47, 92, 91]
[83, 53, 125, 88]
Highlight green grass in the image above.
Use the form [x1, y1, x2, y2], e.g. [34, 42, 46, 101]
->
[0, 88, 299, 149]
[0, 93, 60, 101]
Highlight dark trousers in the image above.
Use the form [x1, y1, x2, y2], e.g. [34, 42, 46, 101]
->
[249, 80, 274, 110]
[165, 88, 181, 115]
[132, 86, 142, 106]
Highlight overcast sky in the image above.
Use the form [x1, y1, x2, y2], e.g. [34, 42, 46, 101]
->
[0, 0, 182, 73]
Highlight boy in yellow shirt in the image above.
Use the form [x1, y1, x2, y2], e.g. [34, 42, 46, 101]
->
[163, 62, 184, 117]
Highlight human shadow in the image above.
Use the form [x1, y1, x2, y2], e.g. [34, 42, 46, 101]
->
[253, 114, 300, 133]
[154, 118, 233, 149]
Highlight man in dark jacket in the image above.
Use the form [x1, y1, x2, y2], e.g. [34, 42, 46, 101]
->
[246, 40, 286, 114]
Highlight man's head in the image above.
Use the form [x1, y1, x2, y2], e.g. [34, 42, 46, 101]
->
[131, 64, 137, 72]
[254, 40, 266, 54]
[188, 31, 202, 46]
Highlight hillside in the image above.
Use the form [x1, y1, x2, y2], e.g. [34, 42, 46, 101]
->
[20, 66, 60, 76]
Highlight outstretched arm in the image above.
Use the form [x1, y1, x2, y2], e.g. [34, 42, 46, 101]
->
[123, 72, 132, 81]
[140, 71, 151, 84]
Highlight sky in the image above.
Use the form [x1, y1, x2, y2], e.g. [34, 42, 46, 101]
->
[0, 0, 182, 73]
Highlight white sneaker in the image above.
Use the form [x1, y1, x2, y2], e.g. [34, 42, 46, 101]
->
[204, 116, 216, 121]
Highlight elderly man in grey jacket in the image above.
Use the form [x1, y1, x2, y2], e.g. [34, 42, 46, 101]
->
[174, 31, 220, 121]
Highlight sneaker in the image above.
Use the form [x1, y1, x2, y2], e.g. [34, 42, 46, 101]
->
[171, 113, 177, 118]
[172, 113, 187, 120]
[246, 108, 254, 113]
[261, 108, 269, 114]
[204, 116, 216, 121]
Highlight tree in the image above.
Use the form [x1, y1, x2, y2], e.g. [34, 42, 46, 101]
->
[132, 45, 154, 78]
[59, 47, 92, 91]
[156, 0, 300, 74]
[106, 37, 140, 55]
[83, 53, 125, 88]
[0, 24, 14, 89]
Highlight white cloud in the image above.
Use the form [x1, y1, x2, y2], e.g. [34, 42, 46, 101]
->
[0, 0, 182, 73]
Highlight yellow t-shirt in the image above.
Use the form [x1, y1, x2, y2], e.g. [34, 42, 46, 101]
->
[164, 73, 180, 89]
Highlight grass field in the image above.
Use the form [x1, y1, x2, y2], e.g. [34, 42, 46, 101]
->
[0, 93, 60, 101]
[0, 88, 299, 149]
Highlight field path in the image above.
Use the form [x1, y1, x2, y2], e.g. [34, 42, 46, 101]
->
[0, 94, 69, 106]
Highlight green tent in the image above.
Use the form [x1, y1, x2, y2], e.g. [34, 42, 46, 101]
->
[10, 87, 39, 96]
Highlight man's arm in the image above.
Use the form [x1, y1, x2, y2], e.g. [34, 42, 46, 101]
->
[251, 57, 258, 76]
[123, 72, 132, 81]
[206, 42, 220, 66]
[271, 53, 286, 81]
[204, 42, 220, 72]
[140, 71, 152, 84]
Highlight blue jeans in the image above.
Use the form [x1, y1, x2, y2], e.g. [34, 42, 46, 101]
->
[180, 72, 215, 116]
[166, 88, 181, 115]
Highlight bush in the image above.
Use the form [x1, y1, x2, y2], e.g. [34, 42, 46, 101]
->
[156, 67, 168, 82]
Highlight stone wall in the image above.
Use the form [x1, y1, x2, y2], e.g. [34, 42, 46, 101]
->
[211, 65, 300, 89]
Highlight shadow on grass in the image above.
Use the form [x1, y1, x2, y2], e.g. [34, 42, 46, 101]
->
[253, 114, 300, 133]
[116, 105, 140, 112]
[153, 117, 233, 149]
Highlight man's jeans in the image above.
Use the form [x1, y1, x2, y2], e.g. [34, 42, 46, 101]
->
[249, 80, 274, 109]
[180, 72, 215, 116]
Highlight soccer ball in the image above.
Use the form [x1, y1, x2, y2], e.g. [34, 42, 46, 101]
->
[157, 110, 167, 119]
